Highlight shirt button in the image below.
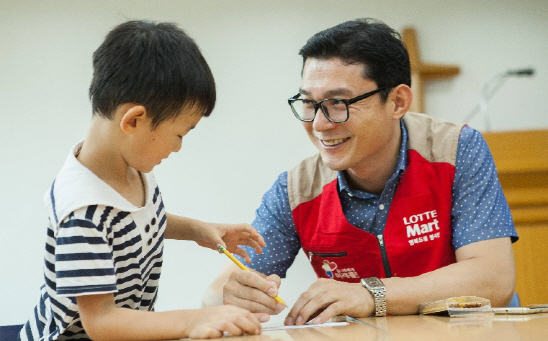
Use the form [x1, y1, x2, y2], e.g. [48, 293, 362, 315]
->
[379, 204, 385, 210]
[347, 192, 354, 197]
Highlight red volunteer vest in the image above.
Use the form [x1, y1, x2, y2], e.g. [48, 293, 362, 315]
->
[290, 113, 461, 282]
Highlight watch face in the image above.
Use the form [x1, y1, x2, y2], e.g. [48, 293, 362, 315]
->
[364, 277, 382, 288]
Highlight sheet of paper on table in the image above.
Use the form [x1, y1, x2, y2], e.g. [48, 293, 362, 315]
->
[262, 321, 348, 331]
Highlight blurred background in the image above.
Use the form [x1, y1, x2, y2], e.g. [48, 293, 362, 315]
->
[1, 0, 546, 325]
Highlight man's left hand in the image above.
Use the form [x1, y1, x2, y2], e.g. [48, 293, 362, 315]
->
[284, 278, 374, 325]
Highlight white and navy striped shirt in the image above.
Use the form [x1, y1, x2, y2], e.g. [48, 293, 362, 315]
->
[20, 142, 166, 341]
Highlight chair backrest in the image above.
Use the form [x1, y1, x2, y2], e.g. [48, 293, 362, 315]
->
[0, 324, 23, 341]
[508, 292, 521, 307]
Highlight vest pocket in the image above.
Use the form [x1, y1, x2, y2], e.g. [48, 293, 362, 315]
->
[304, 247, 363, 282]
[303, 243, 385, 281]
[308, 251, 347, 261]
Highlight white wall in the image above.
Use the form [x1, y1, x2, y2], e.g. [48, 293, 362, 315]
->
[1, 0, 546, 325]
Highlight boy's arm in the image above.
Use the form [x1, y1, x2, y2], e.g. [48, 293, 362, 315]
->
[77, 293, 262, 340]
[164, 213, 265, 263]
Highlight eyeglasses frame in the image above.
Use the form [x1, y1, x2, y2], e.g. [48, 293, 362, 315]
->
[288, 87, 388, 123]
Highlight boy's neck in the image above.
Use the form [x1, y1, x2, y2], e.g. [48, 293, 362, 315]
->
[77, 117, 146, 207]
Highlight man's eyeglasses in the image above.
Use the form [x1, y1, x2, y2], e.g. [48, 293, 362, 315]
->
[288, 87, 387, 123]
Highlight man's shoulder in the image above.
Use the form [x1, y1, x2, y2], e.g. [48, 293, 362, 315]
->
[403, 112, 464, 136]
[286, 154, 337, 210]
[403, 112, 464, 165]
[289, 154, 336, 183]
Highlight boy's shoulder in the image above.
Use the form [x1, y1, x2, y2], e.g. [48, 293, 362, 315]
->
[45, 142, 158, 226]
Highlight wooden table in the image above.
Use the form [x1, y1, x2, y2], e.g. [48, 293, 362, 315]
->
[221, 313, 548, 341]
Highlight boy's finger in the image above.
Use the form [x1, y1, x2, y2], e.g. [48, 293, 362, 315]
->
[240, 224, 265, 247]
[232, 247, 252, 264]
[221, 322, 242, 336]
[234, 314, 262, 335]
[244, 239, 263, 255]
[254, 313, 271, 323]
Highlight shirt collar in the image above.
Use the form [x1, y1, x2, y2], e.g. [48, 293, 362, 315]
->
[45, 141, 155, 225]
[337, 119, 408, 197]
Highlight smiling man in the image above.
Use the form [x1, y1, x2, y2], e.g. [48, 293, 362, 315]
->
[203, 18, 518, 324]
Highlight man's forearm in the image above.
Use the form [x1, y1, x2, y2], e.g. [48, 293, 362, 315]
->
[202, 275, 228, 307]
[383, 237, 515, 315]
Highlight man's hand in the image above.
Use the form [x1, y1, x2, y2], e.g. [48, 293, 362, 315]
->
[284, 278, 374, 325]
[223, 268, 286, 315]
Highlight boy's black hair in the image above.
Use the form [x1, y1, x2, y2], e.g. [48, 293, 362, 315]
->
[299, 18, 411, 102]
[89, 20, 216, 128]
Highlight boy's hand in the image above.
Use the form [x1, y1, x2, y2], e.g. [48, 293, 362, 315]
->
[195, 222, 265, 264]
[165, 214, 265, 263]
[188, 305, 264, 339]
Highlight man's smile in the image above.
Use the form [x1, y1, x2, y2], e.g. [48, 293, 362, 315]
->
[319, 137, 351, 147]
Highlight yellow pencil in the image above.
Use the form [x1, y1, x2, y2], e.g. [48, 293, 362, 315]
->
[217, 244, 286, 306]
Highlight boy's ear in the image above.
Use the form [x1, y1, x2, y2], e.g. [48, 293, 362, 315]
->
[390, 84, 413, 119]
[120, 104, 148, 134]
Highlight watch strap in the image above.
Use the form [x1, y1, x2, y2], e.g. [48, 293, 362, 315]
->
[361, 277, 387, 317]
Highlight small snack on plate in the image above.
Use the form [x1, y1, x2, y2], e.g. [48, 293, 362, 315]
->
[420, 296, 492, 317]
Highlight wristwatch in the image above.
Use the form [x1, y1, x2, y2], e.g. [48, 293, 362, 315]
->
[361, 277, 387, 316]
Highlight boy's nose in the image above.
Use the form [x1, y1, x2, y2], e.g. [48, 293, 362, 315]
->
[173, 139, 183, 153]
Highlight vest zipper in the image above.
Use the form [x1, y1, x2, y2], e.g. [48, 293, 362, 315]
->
[377, 235, 392, 278]
[308, 251, 348, 262]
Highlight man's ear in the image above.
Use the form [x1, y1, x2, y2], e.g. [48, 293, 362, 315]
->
[120, 104, 148, 135]
[390, 84, 413, 119]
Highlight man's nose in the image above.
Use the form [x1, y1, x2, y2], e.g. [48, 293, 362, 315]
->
[312, 106, 336, 131]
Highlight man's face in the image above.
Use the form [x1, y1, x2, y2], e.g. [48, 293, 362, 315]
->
[299, 57, 400, 176]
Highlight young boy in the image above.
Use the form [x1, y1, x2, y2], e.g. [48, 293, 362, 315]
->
[19, 20, 268, 340]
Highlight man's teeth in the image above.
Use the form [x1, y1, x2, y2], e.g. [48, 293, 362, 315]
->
[323, 138, 348, 146]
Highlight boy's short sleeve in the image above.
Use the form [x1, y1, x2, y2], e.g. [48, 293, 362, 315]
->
[54, 206, 117, 296]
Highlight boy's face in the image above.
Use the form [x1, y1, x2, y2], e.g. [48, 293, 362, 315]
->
[131, 106, 202, 173]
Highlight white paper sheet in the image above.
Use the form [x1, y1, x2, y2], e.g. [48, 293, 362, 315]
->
[262, 321, 348, 331]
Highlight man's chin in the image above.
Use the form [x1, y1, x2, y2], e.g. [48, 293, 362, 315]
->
[319, 155, 347, 171]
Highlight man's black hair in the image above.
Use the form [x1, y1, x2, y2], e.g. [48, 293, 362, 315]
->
[299, 18, 411, 102]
